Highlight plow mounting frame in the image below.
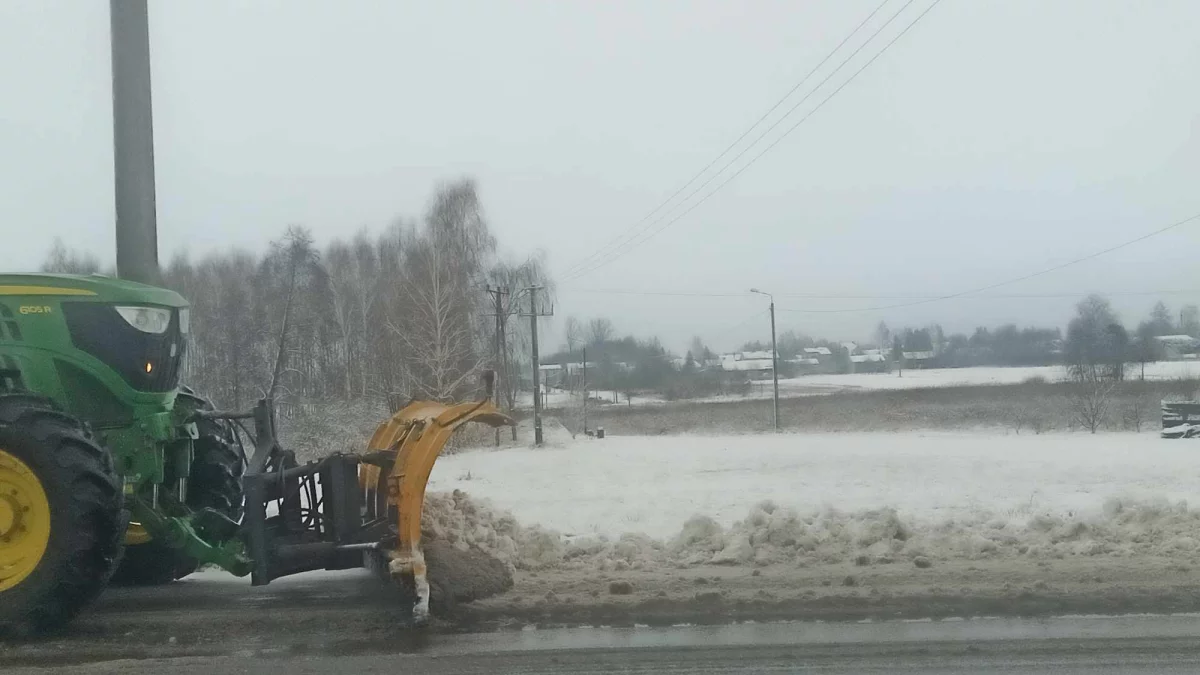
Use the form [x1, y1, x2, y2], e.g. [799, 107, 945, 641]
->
[219, 385, 512, 620]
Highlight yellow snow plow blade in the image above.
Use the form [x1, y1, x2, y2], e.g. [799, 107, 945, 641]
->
[358, 398, 513, 621]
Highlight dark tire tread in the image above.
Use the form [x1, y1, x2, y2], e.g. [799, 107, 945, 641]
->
[0, 394, 123, 636]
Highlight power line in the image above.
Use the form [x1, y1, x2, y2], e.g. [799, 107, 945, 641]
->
[565, 288, 1200, 300]
[566, 289, 749, 298]
[568, 0, 919, 281]
[774, 210, 1200, 314]
[559, 0, 894, 280]
[565, 0, 941, 282]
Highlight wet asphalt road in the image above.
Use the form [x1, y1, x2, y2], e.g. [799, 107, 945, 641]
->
[11, 620, 1200, 674]
[6, 569, 1200, 673]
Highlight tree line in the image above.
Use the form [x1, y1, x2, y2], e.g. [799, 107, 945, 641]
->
[547, 293, 1200, 402]
[41, 179, 550, 413]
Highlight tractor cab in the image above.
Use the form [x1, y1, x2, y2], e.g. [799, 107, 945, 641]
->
[0, 273, 189, 413]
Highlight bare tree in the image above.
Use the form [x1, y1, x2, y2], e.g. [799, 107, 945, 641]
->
[689, 335, 713, 363]
[42, 238, 103, 274]
[564, 316, 584, 352]
[385, 181, 500, 401]
[1122, 396, 1150, 433]
[587, 317, 615, 346]
[324, 241, 358, 399]
[1183, 304, 1200, 337]
[1065, 294, 1126, 383]
[875, 321, 891, 350]
[1071, 378, 1115, 433]
[390, 230, 484, 401]
[262, 227, 322, 403]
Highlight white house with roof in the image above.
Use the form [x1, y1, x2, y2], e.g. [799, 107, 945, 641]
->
[719, 351, 775, 375]
[1155, 335, 1200, 360]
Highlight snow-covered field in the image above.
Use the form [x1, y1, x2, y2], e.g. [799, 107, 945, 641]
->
[430, 432, 1195, 540]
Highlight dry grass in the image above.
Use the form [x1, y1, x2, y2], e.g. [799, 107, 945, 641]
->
[277, 399, 390, 462]
[270, 377, 1200, 459]
[583, 378, 1200, 436]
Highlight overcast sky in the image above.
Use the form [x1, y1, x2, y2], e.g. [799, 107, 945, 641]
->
[2, 0, 1198, 352]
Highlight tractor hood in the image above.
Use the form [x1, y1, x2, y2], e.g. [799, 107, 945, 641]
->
[0, 274, 187, 308]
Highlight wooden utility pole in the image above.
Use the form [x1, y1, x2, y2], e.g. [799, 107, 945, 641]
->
[750, 288, 780, 432]
[768, 300, 779, 432]
[582, 346, 589, 435]
[522, 286, 552, 446]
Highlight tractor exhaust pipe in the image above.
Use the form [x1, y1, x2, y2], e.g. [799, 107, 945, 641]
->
[110, 0, 161, 285]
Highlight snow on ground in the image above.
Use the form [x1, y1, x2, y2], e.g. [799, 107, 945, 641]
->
[427, 432, 1200, 570]
[430, 432, 1194, 539]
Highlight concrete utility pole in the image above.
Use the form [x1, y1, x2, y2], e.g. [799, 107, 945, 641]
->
[522, 286, 552, 446]
[110, 0, 161, 284]
[582, 346, 588, 435]
[750, 288, 780, 432]
[486, 286, 510, 446]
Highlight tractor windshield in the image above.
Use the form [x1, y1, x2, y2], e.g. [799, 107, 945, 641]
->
[61, 303, 186, 393]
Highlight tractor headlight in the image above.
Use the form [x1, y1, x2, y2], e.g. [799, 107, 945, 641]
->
[178, 308, 190, 335]
[114, 306, 172, 334]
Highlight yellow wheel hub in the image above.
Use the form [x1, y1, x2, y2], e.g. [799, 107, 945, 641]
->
[0, 449, 51, 592]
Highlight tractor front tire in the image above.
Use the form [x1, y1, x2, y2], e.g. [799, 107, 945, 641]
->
[0, 394, 124, 636]
[110, 397, 243, 585]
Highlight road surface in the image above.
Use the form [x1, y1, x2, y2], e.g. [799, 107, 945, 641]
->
[5, 569, 1200, 673]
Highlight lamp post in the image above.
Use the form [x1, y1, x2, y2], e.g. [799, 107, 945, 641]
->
[750, 288, 780, 431]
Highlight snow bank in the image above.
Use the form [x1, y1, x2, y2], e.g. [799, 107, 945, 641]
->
[423, 490, 1200, 572]
[668, 497, 1200, 566]
[425, 433, 1200, 571]
[429, 433, 1200, 542]
[422, 490, 566, 571]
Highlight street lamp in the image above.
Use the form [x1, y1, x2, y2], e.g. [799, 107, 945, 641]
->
[749, 289, 780, 432]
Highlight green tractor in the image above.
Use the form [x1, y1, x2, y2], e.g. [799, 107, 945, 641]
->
[0, 273, 249, 633]
[0, 272, 513, 636]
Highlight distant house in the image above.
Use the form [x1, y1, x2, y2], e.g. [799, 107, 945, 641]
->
[1154, 335, 1200, 360]
[722, 359, 774, 373]
[537, 363, 564, 387]
[563, 361, 594, 374]
[804, 346, 832, 356]
[719, 351, 775, 377]
[741, 350, 774, 361]
[901, 350, 935, 365]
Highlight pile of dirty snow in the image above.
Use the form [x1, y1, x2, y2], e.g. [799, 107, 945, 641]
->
[423, 491, 1200, 571]
[422, 490, 565, 570]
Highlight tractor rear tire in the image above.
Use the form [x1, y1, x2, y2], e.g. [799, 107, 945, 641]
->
[0, 394, 124, 636]
[109, 396, 243, 586]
